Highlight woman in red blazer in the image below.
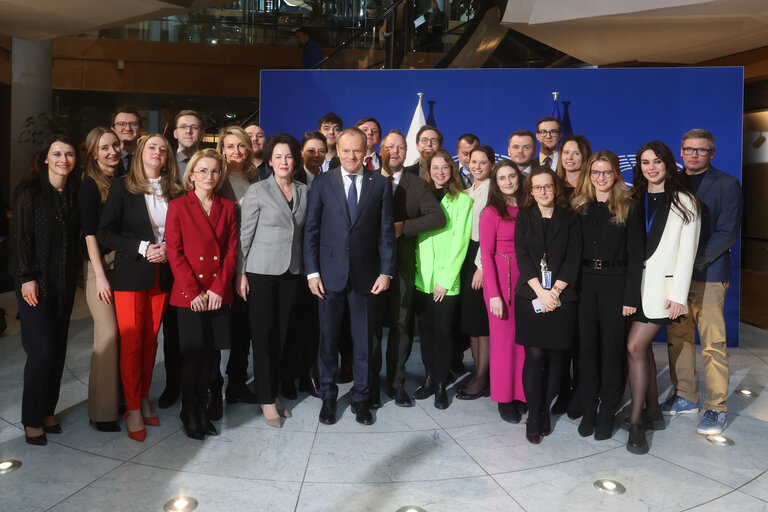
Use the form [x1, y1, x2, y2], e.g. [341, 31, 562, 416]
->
[165, 148, 238, 440]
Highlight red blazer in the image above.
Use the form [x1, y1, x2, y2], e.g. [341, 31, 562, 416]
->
[165, 191, 238, 308]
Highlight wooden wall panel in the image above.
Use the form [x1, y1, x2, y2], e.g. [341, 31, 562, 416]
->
[0, 35, 11, 85]
[704, 45, 768, 83]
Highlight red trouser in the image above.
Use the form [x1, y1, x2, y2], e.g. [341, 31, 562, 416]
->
[114, 276, 169, 410]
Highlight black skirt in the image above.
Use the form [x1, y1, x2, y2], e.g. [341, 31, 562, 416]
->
[460, 240, 490, 336]
[633, 302, 680, 326]
[514, 296, 576, 350]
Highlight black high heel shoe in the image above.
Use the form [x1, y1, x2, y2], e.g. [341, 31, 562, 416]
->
[180, 403, 204, 440]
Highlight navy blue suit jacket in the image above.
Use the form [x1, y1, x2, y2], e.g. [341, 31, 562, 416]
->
[304, 167, 395, 293]
[686, 165, 742, 282]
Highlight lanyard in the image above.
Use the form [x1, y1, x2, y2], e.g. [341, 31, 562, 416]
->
[644, 192, 658, 234]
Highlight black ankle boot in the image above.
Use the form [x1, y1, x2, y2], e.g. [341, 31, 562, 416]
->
[433, 382, 449, 409]
[594, 406, 615, 440]
[180, 402, 204, 440]
[413, 374, 434, 400]
[199, 401, 218, 436]
[207, 386, 224, 421]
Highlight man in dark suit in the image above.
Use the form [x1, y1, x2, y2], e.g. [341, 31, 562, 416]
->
[318, 112, 342, 172]
[664, 129, 743, 436]
[456, 133, 479, 188]
[370, 130, 446, 408]
[304, 128, 396, 425]
[534, 116, 561, 171]
[112, 106, 142, 173]
[404, 125, 442, 177]
[355, 117, 382, 171]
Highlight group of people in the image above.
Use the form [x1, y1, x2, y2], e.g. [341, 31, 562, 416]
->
[11, 107, 742, 456]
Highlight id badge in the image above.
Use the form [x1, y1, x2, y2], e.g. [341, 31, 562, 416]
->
[541, 271, 552, 290]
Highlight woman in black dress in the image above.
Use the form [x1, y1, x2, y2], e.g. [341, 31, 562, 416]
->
[11, 135, 81, 445]
[570, 150, 644, 440]
[514, 166, 581, 444]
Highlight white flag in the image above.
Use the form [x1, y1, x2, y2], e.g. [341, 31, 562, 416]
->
[405, 93, 427, 167]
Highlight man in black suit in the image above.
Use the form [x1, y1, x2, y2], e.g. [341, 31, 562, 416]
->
[304, 128, 396, 425]
[508, 129, 536, 176]
[112, 106, 142, 173]
[370, 130, 446, 408]
[355, 117, 382, 171]
[534, 116, 561, 171]
[456, 133, 479, 188]
[318, 112, 342, 172]
[404, 125, 442, 177]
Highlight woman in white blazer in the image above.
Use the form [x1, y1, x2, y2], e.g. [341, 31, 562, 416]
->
[626, 140, 700, 455]
[236, 133, 308, 428]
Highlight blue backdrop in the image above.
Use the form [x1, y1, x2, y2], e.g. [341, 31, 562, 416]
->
[260, 67, 744, 345]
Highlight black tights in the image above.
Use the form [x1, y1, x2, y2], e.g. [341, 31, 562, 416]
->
[523, 347, 566, 423]
[626, 321, 662, 424]
[181, 348, 214, 407]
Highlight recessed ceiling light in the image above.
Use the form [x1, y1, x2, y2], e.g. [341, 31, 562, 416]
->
[0, 459, 21, 474]
[396, 507, 427, 512]
[735, 388, 759, 398]
[594, 479, 626, 495]
[707, 435, 734, 446]
[163, 496, 198, 511]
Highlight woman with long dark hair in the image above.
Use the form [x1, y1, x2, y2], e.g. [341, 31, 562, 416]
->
[412, 149, 472, 409]
[79, 127, 123, 432]
[570, 150, 644, 439]
[98, 134, 183, 442]
[625, 140, 700, 454]
[514, 166, 582, 444]
[556, 135, 592, 197]
[480, 159, 527, 422]
[11, 135, 81, 445]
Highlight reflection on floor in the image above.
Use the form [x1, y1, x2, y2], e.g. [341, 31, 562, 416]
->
[0, 288, 767, 512]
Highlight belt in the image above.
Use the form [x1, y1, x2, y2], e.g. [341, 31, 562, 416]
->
[582, 258, 627, 270]
[495, 252, 516, 305]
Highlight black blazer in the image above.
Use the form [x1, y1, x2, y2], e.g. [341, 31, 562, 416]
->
[578, 200, 644, 308]
[404, 162, 423, 177]
[97, 177, 173, 292]
[391, 171, 446, 238]
[514, 205, 582, 302]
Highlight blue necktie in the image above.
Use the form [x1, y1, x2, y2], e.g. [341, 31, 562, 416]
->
[347, 174, 358, 220]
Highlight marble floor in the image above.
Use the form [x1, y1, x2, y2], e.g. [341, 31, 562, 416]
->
[0, 288, 767, 512]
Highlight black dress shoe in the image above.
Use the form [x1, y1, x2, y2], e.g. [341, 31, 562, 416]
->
[368, 383, 382, 409]
[91, 420, 121, 432]
[626, 423, 649, 454]
[392, 385, 414, 407]
[350, 401, 374, 425]
[226, 381, 258, 404]
[621, 409, 666, 432]
[498, 402, 521, 423]
[319, 399, 337, 425]
[158, 386, 180, 409]
[25, 432, 47, 446]
[433, 383, 449, 410]
[180, 405, 204, 440]
[207, 388, 224, 421]
[42, 423, 62, 434]
[298, 375, 320, 398]
[594, 407, 615, 441]
[281, 380, 298, 400]
[199, 403, 218, 436]
[412, 374, 435, 400]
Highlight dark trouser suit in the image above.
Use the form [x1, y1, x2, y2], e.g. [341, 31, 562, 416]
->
[317, 283, 377, 403]
[18, 293, 75, 427]
[414, 291, 459, 384]
[247, 272, 300, 404]
[577, 271, 627, 415]
[177, 307, 228, 407]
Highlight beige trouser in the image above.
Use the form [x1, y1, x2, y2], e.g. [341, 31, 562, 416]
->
[85, 255, 120, 422]
[666, 280, 729, 412]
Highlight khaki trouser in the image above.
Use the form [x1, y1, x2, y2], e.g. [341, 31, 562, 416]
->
[85, 255, 120, 422]
[666, 280, 729, 412]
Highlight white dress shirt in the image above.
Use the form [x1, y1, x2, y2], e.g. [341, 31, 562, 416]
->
[138, 177, 168, 256]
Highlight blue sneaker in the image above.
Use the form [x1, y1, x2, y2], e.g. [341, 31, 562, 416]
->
[697, 410, 727, 435]
[660, 395, 700, 416]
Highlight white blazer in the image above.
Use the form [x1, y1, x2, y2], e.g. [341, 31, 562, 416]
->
[640, 192, 701, 319]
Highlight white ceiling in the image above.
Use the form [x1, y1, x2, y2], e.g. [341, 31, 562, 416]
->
[0, 0, 225, 40]
[501, 0, 768, 64]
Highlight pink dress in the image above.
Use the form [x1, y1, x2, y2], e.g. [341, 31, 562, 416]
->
[480, 205, 525, 403]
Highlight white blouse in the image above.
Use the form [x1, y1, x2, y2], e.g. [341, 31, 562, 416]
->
[138, 177, 168, 256]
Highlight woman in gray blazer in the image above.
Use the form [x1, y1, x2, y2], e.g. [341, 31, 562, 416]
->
[236, 134, 307, 428]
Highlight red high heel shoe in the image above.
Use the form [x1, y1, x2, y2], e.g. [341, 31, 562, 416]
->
[143, 415, 160, 427]
[124, 412, 147, 442]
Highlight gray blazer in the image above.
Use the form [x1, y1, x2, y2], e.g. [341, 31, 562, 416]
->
[237, 175, 308, 276]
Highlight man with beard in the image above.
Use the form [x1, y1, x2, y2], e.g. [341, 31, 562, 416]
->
[507, 129, 536, 176]
[112, 106, 142, 173]
[405, 125, 443, 177]
[173, 110, 206, 180]
[244, 123, 270, 179]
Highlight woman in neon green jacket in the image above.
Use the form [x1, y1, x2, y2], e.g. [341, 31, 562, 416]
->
[412, 149, 473, 409]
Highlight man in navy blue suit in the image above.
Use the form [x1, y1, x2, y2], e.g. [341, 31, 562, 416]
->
[664, 129, 743, 436]
[304, 127, 396, 425]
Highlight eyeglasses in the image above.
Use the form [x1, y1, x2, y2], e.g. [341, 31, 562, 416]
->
[194, 169, 222, 178]
[419, 137, 440, 145]
[114, 121, 140, 129]
[681, 147, 712, 156]
[590, 170, 614, 179]
[531, 184, 554, 193]
[176, 124, 201, 132]
[537, 129, 560, 137]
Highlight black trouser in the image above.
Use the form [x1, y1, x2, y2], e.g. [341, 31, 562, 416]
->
[523, 347, 566, 424]
[177, 308, 226, 407]
[18, 292, 74, 427]
[294, 282, 319, 380]
[371, 259, 416, 388]
[247, 272, 299, 404]
[225, 295, 251, 385]
[161, 305, 180, 392]
[414, 291, 459, 384]
[577, 271, 627, 414]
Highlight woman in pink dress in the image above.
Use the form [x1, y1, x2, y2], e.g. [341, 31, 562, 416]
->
[480, 160, 527, 423]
